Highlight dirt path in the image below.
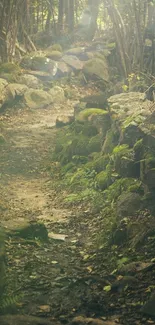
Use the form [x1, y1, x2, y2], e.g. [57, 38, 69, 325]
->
[0, 104, 74, 220]
[0, 103, 101, 320]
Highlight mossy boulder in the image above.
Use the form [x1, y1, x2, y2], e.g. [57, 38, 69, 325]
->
[20, 55, 57, 76]
[85, 155, 109, 173]
[83, 58, 109, 82]
[6, 83, 28, 102]
[103, 178, 142, 204]
[46, 50, 62, 60]
[24, 89, 53, 109]
[19, 74, 43, 89]
[117, 192, 141, 219]
[48, 44, 62, 52]
[112, 145, 136, 177]
[95, 170, 111, 190]
[102, 127, 120, 154]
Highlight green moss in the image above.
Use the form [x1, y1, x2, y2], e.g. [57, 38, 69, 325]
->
[0, 63, 21, 74]
[112, 144, 130, 156]
[73, 121, 98, 137]
[62, 162, 76, 173]
[88, 135, 102, 153]
[50, 44, 62, 52]
[85, 155, 109, 173]
[103, 178, 142, 204]
[102, 127, 119, 154]
[46, 50, 62, 60]
[77, 108, 108, 121]
[95, 170, 110, 190]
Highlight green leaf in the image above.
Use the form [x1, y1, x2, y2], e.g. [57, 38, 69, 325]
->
[103, 285, 111, 292]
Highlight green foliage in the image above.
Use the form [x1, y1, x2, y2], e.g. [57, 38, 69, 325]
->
[95, 170, 110, 190]
[103, 178, 142, 205]
[0, 294, 23, 313]
[85, 155, 109, 173]
[134, 139, 143, 151]
[50, 44, 62, 52]
[77, 108, 108, 121]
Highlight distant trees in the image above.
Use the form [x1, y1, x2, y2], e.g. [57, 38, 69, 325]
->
[0, 0, 155, 78]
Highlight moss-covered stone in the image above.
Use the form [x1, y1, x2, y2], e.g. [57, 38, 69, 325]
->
[46, 50, 62, 60]
[77, 108, 108, 122]
[48, 44, 62, 52]
[95, 170, 111, 190]
[117, 192, 141, 219]
[83, 58, 109, 82]
[102, 127, 120, 154]
[85, 155, 109, 173]
[112, 144, 136, 177]
[103, 178, 142, 204]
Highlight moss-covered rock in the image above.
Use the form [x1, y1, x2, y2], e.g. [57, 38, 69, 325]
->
[103, 178, 142, 204]
[83, 57, 109, 82]
[77, 108, 108, 122]
[111, 144, 137, 177]
[117, 192, 141, 219]
[46, 50, 62, 60]
[95, 170, 111, 190]
[48, 44, 62, 52]
[24, 89, 53, 109]
[102, 127, 120, 154]
[85, 155, 109, 173]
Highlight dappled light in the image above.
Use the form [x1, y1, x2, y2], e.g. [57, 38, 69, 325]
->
[0, 1, 155, 325]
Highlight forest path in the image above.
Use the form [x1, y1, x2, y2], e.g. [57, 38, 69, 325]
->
[0, 101, 99, 320]
[0, 104, 74, 223]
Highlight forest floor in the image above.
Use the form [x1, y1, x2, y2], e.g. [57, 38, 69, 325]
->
[0, 88, 155, 325]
